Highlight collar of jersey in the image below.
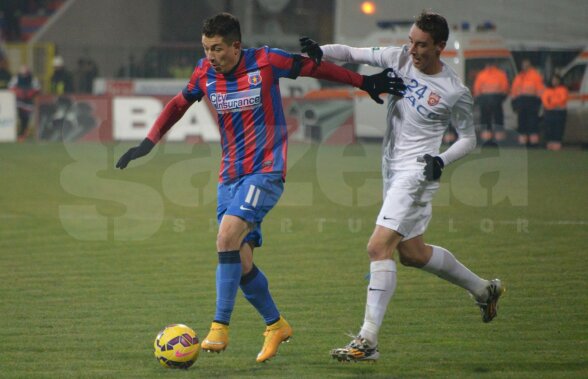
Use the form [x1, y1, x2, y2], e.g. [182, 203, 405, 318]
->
[222, 50, 244, 78]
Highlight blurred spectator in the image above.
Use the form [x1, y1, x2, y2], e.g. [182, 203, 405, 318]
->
[541, 74, 569, 151]
[169, 56, 193, 78]
[0, 1, 63, 42]
[8, 65, 40, 140]
[117, 54, 142, 78]
[74, 58, 88, 93]
[511, 59, 545, 147]
[50, 55, 74, 95]
[24, 0, 51, 15]
[0, 57, 12, 89]
[473, 62, 509, 143]
[143, 59, 159, 78]
[86, 59, 98, 92]
[0, 0, 23, 41]
[74, 57, 98, 93]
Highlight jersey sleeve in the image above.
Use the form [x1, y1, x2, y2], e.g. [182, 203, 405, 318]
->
[267, 46, 363, 87]
[266, 47, 302, 79]
[439, 89, 477, 165]
[321, 44, 401, 69]
[181, 61, 205, 102]
[146, 91, 194, 143]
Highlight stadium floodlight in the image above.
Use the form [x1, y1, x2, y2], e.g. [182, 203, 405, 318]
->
[360, 1, 376, 15]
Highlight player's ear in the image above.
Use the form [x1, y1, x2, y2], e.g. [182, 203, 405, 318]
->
[436, 41, 446, 53]
[232, 40, 241, 54]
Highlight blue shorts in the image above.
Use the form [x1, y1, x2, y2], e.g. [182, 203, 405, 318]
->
[217, 173, 284, 248]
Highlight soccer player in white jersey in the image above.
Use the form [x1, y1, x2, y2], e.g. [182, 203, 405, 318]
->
[301, 11, 504, 362]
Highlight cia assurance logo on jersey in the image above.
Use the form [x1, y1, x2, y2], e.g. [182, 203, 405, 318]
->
[428, 91, 441, 106]
[248, 70, 262, 86]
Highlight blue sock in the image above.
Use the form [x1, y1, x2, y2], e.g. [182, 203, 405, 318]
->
[214, 251, 242, 324]
[240, 265, 280, 325]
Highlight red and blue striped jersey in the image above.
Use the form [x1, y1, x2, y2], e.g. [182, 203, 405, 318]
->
[183, 46, 301, 183]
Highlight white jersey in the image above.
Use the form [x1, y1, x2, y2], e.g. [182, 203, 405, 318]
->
[321, 44, 476, 172]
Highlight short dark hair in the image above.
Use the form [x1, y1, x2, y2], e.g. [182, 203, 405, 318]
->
[415, 10, 449, 44]
[202, 12, 242, 43]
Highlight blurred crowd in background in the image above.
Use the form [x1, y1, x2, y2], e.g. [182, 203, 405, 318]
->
[0, 0, 64, 42]
[0, 1, 580, 86]
[0, 0, 585, 148]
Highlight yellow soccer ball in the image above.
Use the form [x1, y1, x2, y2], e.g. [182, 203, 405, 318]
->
[153, 324, 200, 369]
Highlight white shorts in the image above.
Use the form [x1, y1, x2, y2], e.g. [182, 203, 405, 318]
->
[376, 170, 440, 240]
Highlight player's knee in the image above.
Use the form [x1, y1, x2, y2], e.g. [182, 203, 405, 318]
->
[216, 231, 240, 251]
[366, 240, 387, 260]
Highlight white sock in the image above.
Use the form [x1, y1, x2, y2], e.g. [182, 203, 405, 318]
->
[359, 259, 396, 347]
[422, 245, 488, 299]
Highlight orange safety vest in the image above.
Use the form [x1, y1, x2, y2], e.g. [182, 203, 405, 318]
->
[511, 67, 545, 98]
[541, 85, 569, 110]
[473, 66, 509, 97]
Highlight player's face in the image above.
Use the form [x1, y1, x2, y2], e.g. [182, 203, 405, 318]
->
[202, 35, 241, 74]
[408, 24, 445, 75]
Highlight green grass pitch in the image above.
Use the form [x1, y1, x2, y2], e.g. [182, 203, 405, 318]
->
[0, 142, 587, 378]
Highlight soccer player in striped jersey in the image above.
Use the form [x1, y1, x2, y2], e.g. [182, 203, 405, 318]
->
[301, 11, 505, 362]
[116, 12, 406, 363]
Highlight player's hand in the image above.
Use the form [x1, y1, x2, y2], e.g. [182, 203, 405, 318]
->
[420, 154, 444, 181]
[116, 138, 155, 169]
[300, 36, 323, 66]
[361, 68, 406, 104]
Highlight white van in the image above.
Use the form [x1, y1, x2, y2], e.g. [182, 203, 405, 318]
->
[560, 49, 588, 145]
[352, 25, 518, 139]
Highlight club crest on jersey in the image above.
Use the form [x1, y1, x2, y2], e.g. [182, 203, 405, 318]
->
[428, 91, 441, 106]
[248, 71, 262, 86]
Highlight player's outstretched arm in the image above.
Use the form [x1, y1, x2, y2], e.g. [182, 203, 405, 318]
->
[300, 38, 376, 66]
[298, 38, 405, 103]
[116, 91, 193, 169]
[297, 57, 405, 104]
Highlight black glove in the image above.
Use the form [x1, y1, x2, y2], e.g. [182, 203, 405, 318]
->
[300, 36, 323, 66]
[361, 68, 406, 104]
[116, 138, 155, 169]
[421, 154, 444, 181]
[300, 37, 323, 66]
